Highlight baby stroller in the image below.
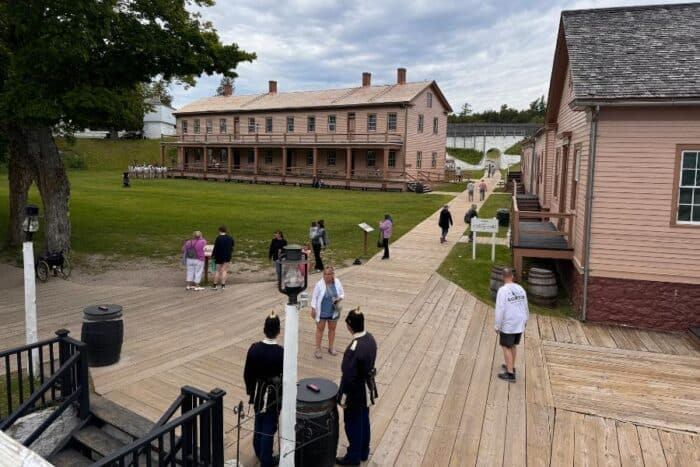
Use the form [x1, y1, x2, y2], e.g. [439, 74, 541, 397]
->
[35, 250, 71, 282]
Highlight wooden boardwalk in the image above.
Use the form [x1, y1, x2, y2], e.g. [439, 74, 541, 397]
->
[1, 173, 699, 465]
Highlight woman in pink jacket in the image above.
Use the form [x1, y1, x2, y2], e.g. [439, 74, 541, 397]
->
[379, 214, 393, 260]
[182, 230, 207, 290]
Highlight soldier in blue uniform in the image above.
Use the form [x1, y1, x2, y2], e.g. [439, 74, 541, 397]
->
[336, 308, 378, 466]
[243, 312, 284, 467]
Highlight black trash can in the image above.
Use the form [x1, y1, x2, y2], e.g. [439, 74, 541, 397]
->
[496, 208, 510, 227]
[81, 304, 124, 367]
[296, 378, 339, 467]
[415, 182, 424, 194]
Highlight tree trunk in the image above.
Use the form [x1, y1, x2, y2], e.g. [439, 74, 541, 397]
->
[7, 124, 71, 253]
[7, 149, 34, 247]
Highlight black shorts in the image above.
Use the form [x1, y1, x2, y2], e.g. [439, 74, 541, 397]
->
[499, 332, 522, 348]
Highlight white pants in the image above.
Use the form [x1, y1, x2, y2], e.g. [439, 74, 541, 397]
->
[186, 258, 204, 284]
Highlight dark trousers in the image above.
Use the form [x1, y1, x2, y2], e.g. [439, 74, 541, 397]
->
[312, 242, 323, 271]
[342, 407, 370, 463]
[480, 190, 485, 200]
[382, 238, 389, 258]
[468, 191, 474, 201]
[253, 412, 278, 467]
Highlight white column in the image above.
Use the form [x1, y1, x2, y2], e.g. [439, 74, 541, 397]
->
[23, 242, 39, 375]
[279, 302, 298, 466]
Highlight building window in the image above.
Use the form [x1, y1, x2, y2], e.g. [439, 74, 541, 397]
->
[367, 151, 376, 167]
[307, 116, 316, 133]
[287, 117, 294, 133]
[554, 148, 561, 195]
[431, 152, 437, 168]
[367, 114, 377, 132]
[571, 146, 581, 210]
[327, 150, 336, 166]
[417, 151, 422, 168]
[677, 150, 700, 223]
[181, 120, 188, 134]
[206, 119, 212, 134]
[427, 92, 433, 108]
[248, 118, 256, 133]
[433, 117, 438, 135]
[265, 150, 273, 164]
[219, 118, 226, 133]
[193, 119, 200, 134]
[387, 113, 397, 131]
[388, 150, 396, 168]
[328, 115, 336, 132]
[248, 150, 255, 164]
[265, 117, 273, 133]
[418, 114, 424, 133]
[306, 150, 313, 167]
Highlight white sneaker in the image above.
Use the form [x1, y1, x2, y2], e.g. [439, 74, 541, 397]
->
[185, 286, 193, 290]
[192, 286, 204, 291]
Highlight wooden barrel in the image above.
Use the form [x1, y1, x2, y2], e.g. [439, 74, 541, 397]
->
[490, 265, 506, 300]
[528, 268, 557, 307]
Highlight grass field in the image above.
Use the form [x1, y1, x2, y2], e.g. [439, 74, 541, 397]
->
[430, 182, 466, 193]
[447, 147, 482, 165]
[0, 170, 451, 267]
[438, 243, 572, 317]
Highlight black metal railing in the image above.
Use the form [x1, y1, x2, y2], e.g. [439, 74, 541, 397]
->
[0, 329, 89, 445]
[93, 386, 226, 467]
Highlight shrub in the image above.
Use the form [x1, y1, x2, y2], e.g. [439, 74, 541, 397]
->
[61, 151, 88, 169]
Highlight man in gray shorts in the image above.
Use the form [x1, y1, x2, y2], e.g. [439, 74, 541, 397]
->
[494, 268, 529, 382]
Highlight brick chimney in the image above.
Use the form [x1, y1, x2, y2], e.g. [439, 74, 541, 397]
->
[223, 83, 233, 96]
[397, 68, 407, 85]
[362, 72, 371, 87]
[269, 80, 277, 94]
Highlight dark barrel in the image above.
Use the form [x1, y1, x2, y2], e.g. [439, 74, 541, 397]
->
[81, 304, 124, 367]
[496, 208, 510, 227]
[296, 378, 339, 467]
[528, 268, 557, 307]
[490, 265, 507, 300]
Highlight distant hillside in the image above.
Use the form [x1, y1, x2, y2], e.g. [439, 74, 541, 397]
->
[447, 147, 482, 165]
[56, 138, 167, 171]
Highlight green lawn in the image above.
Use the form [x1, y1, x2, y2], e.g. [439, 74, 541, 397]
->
[447, 147, 482, 165]
[0, 171, 452, 268]
[0, 373, 38, 420]
[431, 182, 466, 193]
[438, 243, 573, 317]
[466, 193, 512, 238]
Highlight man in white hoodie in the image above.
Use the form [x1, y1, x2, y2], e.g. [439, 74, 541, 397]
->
[495, 268, 529, 382]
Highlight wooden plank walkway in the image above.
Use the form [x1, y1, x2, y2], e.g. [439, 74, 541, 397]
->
[1, 171, 699, 465]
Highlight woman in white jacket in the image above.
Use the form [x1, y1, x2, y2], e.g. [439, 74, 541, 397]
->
[310, 266, 345, 359]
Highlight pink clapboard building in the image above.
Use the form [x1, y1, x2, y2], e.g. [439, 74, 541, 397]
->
[161, 68, 452, 191]
[518, 4, 700, 330]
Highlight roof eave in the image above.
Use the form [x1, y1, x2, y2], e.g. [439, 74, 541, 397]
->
[570, 97, 700, 110]
[173, 100, 413, 116]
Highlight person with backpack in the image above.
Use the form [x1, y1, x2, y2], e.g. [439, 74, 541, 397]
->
[464, 204, 478, 243]
[182, 231, 207, 291]
[312, 219, 329, 272]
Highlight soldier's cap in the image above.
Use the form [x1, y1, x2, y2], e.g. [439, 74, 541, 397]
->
[264, 311, 280, 337]
[345, 307, 364, 332]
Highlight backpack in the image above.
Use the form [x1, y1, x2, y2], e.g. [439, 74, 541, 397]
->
[185, 241, 198, 259]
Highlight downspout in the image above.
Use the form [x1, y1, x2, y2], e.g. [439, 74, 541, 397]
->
[581, 106, 599, 321]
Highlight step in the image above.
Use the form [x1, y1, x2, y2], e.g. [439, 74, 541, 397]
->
[90, 395, 155, 439]
[74, 425, 125, 457]
[48, 448, 93, 467]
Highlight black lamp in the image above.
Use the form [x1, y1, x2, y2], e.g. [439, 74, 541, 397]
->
[22, 205, 39, 241]
[278, 244, 308, 304]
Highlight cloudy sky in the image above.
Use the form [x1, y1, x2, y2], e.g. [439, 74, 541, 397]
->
[171, 0, 679, 112]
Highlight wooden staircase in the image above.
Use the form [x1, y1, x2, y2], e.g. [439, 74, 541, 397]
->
[48, 395, 163, 466]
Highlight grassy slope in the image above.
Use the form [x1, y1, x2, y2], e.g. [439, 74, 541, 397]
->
[0, 171, 451, 266]
[57, 138, 164, 170]
[447, 147, 482, 165]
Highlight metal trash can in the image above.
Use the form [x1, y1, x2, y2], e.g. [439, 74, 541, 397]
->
[81, 304, 124, 367]
[296, 378, 339, 467]
[496, 208, 510, 227]
[415, 182, 424, 194]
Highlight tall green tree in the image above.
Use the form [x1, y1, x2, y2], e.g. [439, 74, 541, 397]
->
[0, 0, 255, 251]
[143, 79, 174, 107]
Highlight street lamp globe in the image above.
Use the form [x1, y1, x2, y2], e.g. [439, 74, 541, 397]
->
[22, 205, 40, 241]
[278, 244, 308, 303]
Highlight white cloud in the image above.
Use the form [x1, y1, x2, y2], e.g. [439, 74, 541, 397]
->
[171, 0, 682, 112]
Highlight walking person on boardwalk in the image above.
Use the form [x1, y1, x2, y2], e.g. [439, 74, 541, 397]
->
[379, 214, 393, 260]
[268, 230, 288, 282]
[467, 180, 475, 202]
[311, 219, 329, 272]
[336, 308, 378, 466]
[243, 312, 284, 467]
[310, 266, 344, 359]
[182, 231, 207, 291]
[464, 204, 478, 243]
[479, 179, 487, 201]
[211, 226, 234, 289]
[438, 205, 453, 243]
[495, 268, 529, 383]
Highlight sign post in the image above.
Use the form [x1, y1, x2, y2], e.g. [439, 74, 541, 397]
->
[357, 222, 375, 256]
[470, 217, 499, 261]
[203, 244, 214, 283]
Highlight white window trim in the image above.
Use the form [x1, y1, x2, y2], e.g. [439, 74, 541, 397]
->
[677, 149, 700, 224]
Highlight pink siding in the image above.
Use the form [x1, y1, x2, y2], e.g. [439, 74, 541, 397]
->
[591, 106, 700, 284]
[405, 86, 449, 177]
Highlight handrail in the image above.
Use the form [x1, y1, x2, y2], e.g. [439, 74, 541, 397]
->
[511, 180, 574, 248]
[0, 336, 59, 359]
[165, 132, 405, 145]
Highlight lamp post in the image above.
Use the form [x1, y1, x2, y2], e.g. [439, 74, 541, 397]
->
[277, 245, 308, 466]
[22, 205, 40, 375]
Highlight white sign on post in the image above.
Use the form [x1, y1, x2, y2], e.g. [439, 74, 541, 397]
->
[470, 217, 499, 261]
[357, 222, 375, 233]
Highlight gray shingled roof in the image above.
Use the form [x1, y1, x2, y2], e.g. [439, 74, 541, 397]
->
[563, 3, 700, 100]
